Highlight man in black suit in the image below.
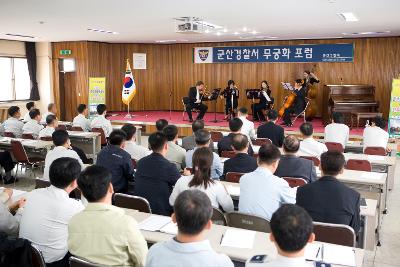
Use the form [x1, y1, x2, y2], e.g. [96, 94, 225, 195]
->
[274, 135, 317, 183]
[256, 109, 284, 147]
[186, 81, 209, 122]
[296, 151, 361, 233]
[134, 132, 181, 216]
[223, 134, 258, 178]
[217, 118, 254, 156]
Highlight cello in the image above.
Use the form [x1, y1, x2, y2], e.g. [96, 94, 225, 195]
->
[278, 91, 297, 117]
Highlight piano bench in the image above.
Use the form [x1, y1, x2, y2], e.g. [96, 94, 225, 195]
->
[350, 112, 382, 128]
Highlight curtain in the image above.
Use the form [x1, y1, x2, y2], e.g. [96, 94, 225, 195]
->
[25, 42, 40, 100]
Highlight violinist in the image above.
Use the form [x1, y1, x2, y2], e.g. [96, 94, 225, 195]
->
[252, 80, 274, 121]
[220, 80, 239, 120]
[282, 79, 306, 127]
[186, 81, 209, 122]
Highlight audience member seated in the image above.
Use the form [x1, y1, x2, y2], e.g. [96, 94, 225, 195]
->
[39, 114, 59, 138]
[121, 123, 151, 161]
[43, 130, 84, 181]
[256, 110, 284, 147]
[217, 118, 254, 156]
[164, 125, 186, 171]
[181, 120, 213, 150]
[72, 104, 91, 132]
[274, 135, 317, 183]
[146, 190, 234, 267]
[3, 106, 24, 138]
[19, 158, 84, 267]
[324, 112, 349, 148]
[246, 204, 315, 267]
[90, 104, 113, 137]
[134, 132, 180, 216]
[296, 151, 361, 233]
[96, 130, 134, 194]
[186, 129, 223, 180]
[223, 134, 257, 177]
[298, 122, 328, 157]
[363, 116, 389, 153]
[170, 147, 234, 212]
[0, 188, 25, 236]
[23, 101, 35, 122]
[41, 103, 58, 124]
[238, 107, 256, 141]
[68, 165, 148, 266]
[156, 118, 168, 131]
[239, 144, 296, 220]
[22, 108, 44, 139]
[0, 151, 17, 184]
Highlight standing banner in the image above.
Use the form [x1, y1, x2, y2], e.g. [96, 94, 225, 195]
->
[389, 79, 400, 138]
[88, 77, 106, 118]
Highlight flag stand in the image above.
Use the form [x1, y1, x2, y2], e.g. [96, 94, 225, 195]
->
[125, 103, 132, 118]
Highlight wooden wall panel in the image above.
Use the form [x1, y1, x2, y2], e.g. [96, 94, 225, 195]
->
[52, 37, 400, 121]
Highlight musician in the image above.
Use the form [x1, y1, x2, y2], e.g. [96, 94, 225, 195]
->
[186, 81, 209, 122]
[220, 80, 239, 120]
[252, 80, 274, 121]
[282, 79, 306, 127]
[303, 70, 320, 91]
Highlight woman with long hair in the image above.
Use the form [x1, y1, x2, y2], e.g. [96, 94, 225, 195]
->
[252, 80, 274, 121]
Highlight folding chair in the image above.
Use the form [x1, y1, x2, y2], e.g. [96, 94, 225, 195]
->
[212, 208, 227, 226]
[210, 131, 224, 142]
[346, 159, 372, 172]
[70, 126, 84, 132]
[69, 256, 106, 267]
[325, 142, 344, 153]
[113, 193, 152, 213]
[22, 133, 34, 140]
[300, 156, 320, 167]
[11, 140, 44, 179]
[292, 97, 311, 124]
[282, 177, 307, 187]
[221, 150, 235, 158]
[313, 222, 356, 247]
[30, 245, 46, 267]
[4, 132, 15, 138]
[226, 211, 271, 233]
[364, 146, 387, 156]
[91, 128, 107, 146]
[252, 138, 272, 146]
[225, 172, 244, 183]
[182, 97, 199, 121]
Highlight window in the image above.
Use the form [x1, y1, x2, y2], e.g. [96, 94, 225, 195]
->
[0, 57, 31, 101]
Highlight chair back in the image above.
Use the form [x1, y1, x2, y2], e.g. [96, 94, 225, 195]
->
[10, 140, 29, 163]
[30, 245, 46, 267]
[22, 133, 34, 140]
[282, 177, 307, 187]
[346, 159, 372, 172]
[300, 156, 320, 167]
[40, 136, 53, 141]
[313, 222, 356, 247]
[210, 131, 223, 142]
[221, 150, 235, 158]
[70, 126, 84, 132]
[212, 208, 227, 226]
[364, 146, 387, 156]
[91, 127, 107, 145]
[35, 178, 51, 189]
[325, 142, 344, 153]
[252, 138, 272, 146]
[225, 172, 244, 183]
[4, 132, 15, 138]
[56, 124, 67, 131]
[113, 193, 152, 213]
[69, 256, 105, 267]
[226, 212, 271, 233]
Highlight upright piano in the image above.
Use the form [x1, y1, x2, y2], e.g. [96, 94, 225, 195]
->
[322, 84, 379, 125]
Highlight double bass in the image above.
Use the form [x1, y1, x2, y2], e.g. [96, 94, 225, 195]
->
[303, 66, 319, 119]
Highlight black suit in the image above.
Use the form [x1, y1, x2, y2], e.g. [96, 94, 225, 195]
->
[217, 133, 254, 156]
[134, 153, 181, 216]
[223, 153, 258, 177]
[186, 86, 208, 121]
[283, 87, 306, 125]
[296, 176, 361, 233]
[274, 154, 317, 183]
[256, 121, 284, 147]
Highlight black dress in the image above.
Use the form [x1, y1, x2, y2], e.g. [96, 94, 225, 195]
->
[252, 89, 274, 121]
[221, 87, 239, 115]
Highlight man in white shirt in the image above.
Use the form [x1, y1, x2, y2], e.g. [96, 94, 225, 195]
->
[324, 112, 349, 148]
[298, 122, 328, 158]
[43, 130, 84, 180]
[363, 116, 389, 152]
[164, 125, 186, 170]
[246, 204, 315, 267]
[0, 188, 25, 236]
[23, 101, 35, 122]
[72, 104, 91, 131]
[238, 107, 256, 141]
[41, 103, 58, 124]
[3, 106, 24, 138]
[146, 189, 233, 267]
[121, 123, 150, 161]
[19, 157, 84, 266]
[239, 144, 296, 220]
[22, 109, 44, 139]
[39, 114, 59, 139]
[90, 104, 113, 137]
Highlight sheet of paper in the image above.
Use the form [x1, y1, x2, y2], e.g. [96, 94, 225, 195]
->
[139, 215, 171, 232]
[160, 221, 178, 235]
[305, 243, 322, 261]
[225, 185, 240, 197]
[220, 228, 256, 249]
[323, 244, 356, 267]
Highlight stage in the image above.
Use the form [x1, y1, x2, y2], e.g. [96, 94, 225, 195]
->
[108, 111, 366, 136]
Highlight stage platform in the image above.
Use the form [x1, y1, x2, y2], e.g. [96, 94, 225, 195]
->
[108, 111, 366, 137]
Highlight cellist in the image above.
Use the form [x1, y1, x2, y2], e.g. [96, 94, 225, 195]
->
[282, 79, 307, 127]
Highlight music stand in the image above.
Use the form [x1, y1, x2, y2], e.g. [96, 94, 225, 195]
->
[209, 88, 221, 123]
[246, 89, 261, 118]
